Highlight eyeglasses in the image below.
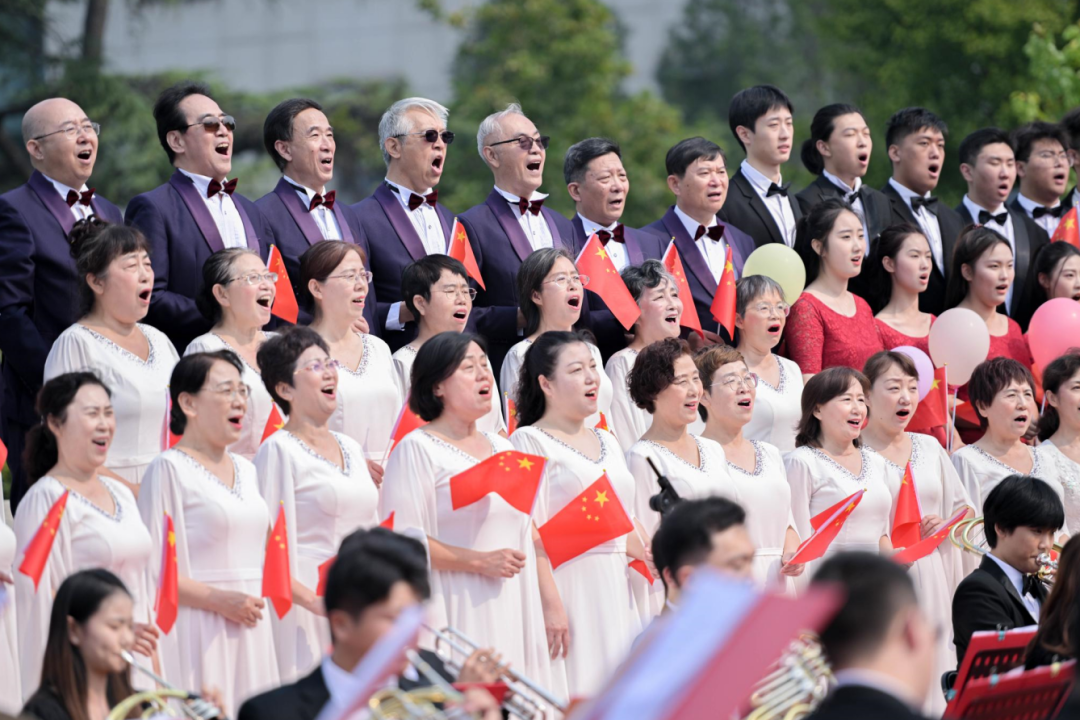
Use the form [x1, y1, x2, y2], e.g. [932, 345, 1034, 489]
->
[33, 122, 101, 141]
[205, 383, 251, 400]
[748, 302, 790, 317]
[294, 358, 342, 376]
[228, 272, 278, 286]
[1034, 150, 1070, 163]
[543, 274, 589, 289]
[394, 129, 456, 145]
[440, 286, 478, 300]
[711, 372, 758, 390]
[185, 115, 237, 133]
[327, 270, 373, 285]
[487, 135, 551, 152]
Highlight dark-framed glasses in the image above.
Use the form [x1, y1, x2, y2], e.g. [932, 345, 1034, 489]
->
[33, 122, 100, 141]
[487, 135, 550, 152]
[395, 129, 455, 145]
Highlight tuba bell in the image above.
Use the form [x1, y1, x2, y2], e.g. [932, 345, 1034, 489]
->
[742, 634, 834, 720]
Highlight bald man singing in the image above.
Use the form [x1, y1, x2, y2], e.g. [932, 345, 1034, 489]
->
[0, 98, 123, 511]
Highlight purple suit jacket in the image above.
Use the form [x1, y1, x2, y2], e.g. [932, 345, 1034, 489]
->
[642, 206, 754, 341]
[256, 178, 378, 333]
[126, 169, 273, 352]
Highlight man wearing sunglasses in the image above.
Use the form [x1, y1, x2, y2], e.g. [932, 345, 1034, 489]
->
[354, 97, 458, 351]
[0, 97, 124, 512]
[458, 102, 579, 377]
[126, 80, 276, 352]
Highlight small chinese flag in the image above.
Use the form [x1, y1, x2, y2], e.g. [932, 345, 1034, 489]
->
[629, 558, 655, 585]
[261, 404, 285, 444]
[380, 512, 395, 530]
[156, 513, 179, 634]
[262, 503, 292, 619]
[163, 390, 181, 450]
[388, 399, 428, 454]
[450, 450, 545, 514]
[893, 507, 968, 564]
[909, 366, 948, 432]
[18, 490, 70, 590]
[789, 489, 865, 564]
[267, 245, 299, 323]
[710, 245, 737, 339]
[1052, 207, 1080, 248]
[891, 462, 922, 549]
[505, 394, 518, 435]
[595, 412, 610, 433]
[575, 233, 642, 330]
[662, 241, 704, 339]
[448, 219, 485, 290]
[538, 473, 634, 569]
[0, 437, 7, 470]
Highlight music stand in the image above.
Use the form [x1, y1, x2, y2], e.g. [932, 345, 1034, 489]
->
[947, 627, 1038, 704]
[943, 660, 1074, 720]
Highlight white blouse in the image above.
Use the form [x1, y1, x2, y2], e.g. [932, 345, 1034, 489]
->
[392, 344, 506, 435]
[503, 339, 613, 431]
[744, 355, 803, 454]
[330, 333, 405, 460]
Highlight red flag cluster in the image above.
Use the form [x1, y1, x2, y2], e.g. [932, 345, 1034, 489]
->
[892, 508, 968, 565]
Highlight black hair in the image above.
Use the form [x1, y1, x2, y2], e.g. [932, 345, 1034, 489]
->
[795, 366, 869, 449]
[621, 259, 675, 302]
[1060, 106, 1080, 152]
[966, 357, 1036, 430]
[983, 474, 1065, 548]
[1039, 350, 1080, 441]
[727, 84, 794, 153]
[409, 332, 488, 422]
[517, 247, 578, 337]
[884, 107, 949, 150]
[651, 497, 746, 592]
[195, 248, 260, 324]
[958, 127, 1012, 168]
[801, 103, 862, 176]
[627, 337, 693, 414]
[516, 331, 593, 427]
[256, 326, 330, 416]
[402, 255, 469, 320]
[299, 240, 368, 317]
[263, 98, 324, 172]
[69, 218, 151, 318]
[153, 80, 214, 164]
[664, 137, 725, 178]
[944, 225, 1013, 310]
[169, 350, 244, 436]
[1011, 121, 1070, 164]
[794, 197, 858, 284]
[564, 137, 621, 186]
[866, 222, 929, 312]
[1015, 241, 1080, 330]
[24, 372, 112, 483]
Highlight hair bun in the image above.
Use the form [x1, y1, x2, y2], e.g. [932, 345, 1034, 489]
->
[67, 216, 110, 258]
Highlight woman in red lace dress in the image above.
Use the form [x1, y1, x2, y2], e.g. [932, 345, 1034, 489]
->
[786, 198, 884, 380]
[870, 223, 936, 355]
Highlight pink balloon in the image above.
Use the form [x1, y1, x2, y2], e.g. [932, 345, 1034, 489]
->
[1028, 298, 1080, 370]
[927, 308, 991, 385]
[892, 345, 934, 400]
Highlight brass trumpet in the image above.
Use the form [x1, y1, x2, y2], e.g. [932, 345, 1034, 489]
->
[743, 635, 834, 720]
[111, 650, 225, 720]
[369, 649, 474, 719]
[950, 517, 1062, 584]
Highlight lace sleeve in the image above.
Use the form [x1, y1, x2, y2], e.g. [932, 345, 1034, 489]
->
[785, 296, 824, 375]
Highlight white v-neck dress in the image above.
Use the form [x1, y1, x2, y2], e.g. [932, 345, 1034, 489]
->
[392, 344, 506, 434]
[0, 519, 17, 713]
[330, 332, 405, 461]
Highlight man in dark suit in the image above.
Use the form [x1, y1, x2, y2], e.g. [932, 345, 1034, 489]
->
[642, 137, 756, 345]
[1009, 122, 1071, 239]
[563, 137, 664, 359]
[807, 553, 937, 720]
[126, 81, 275, 352]
[954, 128, 1049, 317]
[353, 97, 457, 350]
[952, 474, 1063, 666]
[255, 97, 376, 332]
[880, 108, 965, 315]
[718, 85, 803, 249]
[1060, 106, 1080, 210]
[0, 98, 122, 511]
[458, 103, 576, 374]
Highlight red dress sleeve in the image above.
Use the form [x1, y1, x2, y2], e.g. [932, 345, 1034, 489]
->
[785, 294, 825, 374]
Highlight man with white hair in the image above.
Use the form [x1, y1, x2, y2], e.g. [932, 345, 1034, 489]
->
[0, 97, 123, 511]
[458, 103, 578, 374]
[353, 97, 458, 350]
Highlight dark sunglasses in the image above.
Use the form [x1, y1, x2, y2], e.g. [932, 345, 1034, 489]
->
[395, 129, 455, 145]
[185, 115, 237, 133]
[487, 135, 551, 152]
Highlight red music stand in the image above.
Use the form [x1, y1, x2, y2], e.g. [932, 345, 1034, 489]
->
[947, 628, 1038, 707]
[944, 660, 1074, 720]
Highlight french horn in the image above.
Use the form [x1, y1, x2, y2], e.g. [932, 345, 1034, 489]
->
[742, 634, 834, 720]
[949, 517, 1061, 584]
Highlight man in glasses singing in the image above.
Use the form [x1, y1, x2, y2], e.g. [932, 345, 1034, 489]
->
[354, 97, 458, 351]
[127, 80, 276, 352]
[0, 97, 124, 512]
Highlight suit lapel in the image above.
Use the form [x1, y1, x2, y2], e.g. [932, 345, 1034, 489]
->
[882, 183, 920, 225]
[626, 229, 645, 265]
[296, 666, 330, 715]
[1009, 209, 1033, 296]
[330, 203, 356, 244]
[169, 170, 225, 254]
[733, 171, 783, 245]
[232, 197, 260, 251]
[435, 204, 453, 248]
[27, 170, 77, 236]
[374, 183, 427, 262]
[274, 178, 325, 247]
[486, 190, 535, 262]
[981, 556, 1038, 626]
[541, 208, 568, 251]
[663, 207, 715, 291]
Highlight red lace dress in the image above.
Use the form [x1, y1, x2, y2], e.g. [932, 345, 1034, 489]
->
[874, 315, 936, 355]
[956, 317, 1035, 444]
[785, 292, 885, 375]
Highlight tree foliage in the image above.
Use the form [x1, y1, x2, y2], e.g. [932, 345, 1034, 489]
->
[1010, 21, 1080, 123]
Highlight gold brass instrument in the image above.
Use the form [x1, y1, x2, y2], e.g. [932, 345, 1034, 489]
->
[369, 649, 474, 719]
[426, 625, 567, 718]
[950, 517, 1062, 584]
[111, 650, 225, 720]
[743, 635, 834, 720]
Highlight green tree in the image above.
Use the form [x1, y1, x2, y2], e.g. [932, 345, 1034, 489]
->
[1010, 21, 1080, 123]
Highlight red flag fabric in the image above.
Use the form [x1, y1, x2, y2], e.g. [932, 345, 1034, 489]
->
[789, 489, 865, 564]
[595, 411, 610, 433]
[388, 400, 428, 454]
[955, 399, 981, 427]
[0, 437, 7, 470]
[809, 492, 858, 531]
[1052, 207, 1080, 248]
[316, 556, 333, 597]
[575, 233, 642, 330]
[450, 451, 545, 515]
[448, 219, 485, 290]
[18, 490, 70, 590]
[155, 513, 179, 634]
[538, 473, 634, 569]
[380, 512, 395, 530]
[629, 558, 655, 585]
[261, 404, 285, 444]
[891, 462, 923, 549]
[262, 503, 292, 619]
[909, 366, 948, 432]
[662, 241, 704, 339]
[267, 245, 299, 323]
[892, 507, 968, 564]
[709, 245, 736, 338]
[505, 394, 518, 435]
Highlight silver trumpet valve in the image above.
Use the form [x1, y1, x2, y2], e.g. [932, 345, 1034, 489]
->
[120, 650, 225, 720]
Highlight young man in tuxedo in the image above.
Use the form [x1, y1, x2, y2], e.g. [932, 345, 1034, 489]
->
[126, 81, 276, 352]
[564, 137, 664, 359]
[807, 553, 937, 720]
[353, 97, 458, 351]
[955, 128, 1049, 316]
[1060, 107, 1080, 210]
[256, 98, 376, 332]
[0, 98, 122, 512]
[1008, 121, 1071, 237]
[881, 107, 965, 315]
[719, 85, 803, 248]
[952, 475, 1064, 667]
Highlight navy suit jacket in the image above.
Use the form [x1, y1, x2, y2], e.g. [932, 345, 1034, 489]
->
[641, 206, 755, 342]
[719, 168, 803, 248]
[256, 178, 377, 333]
[126, 170, 274, 352]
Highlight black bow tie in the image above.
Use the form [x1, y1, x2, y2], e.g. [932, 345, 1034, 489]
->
[910, 195, 939, 214]
[1033, 205, 1065, 219]
[978, 209, 1009, 225]
[766, 182, 789, 198]
[694, 224, 725, 242]
[845, 191, 860, 204]
[597, 224, 625, 245]
[408, 190, 438, 212]
[65, 188, 94, 207]
[1023, 574, 1042, 598]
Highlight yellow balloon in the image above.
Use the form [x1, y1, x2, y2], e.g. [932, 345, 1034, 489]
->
[741, 244, 806, 305]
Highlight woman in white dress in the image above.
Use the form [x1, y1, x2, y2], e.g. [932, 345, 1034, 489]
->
[501, 248, 612, 430]
[14, 372, 156, 700]
[511, 331, 646, 698]
[44, 220, 179, 487]
[186, 248, 278, 460]
[734, 275, 804, 453]
[382, 331, 560, 699]
[860, 351, 973, 715]
[302, 240, 402, 480]
[696, 345, 804, 593]
[138, 351, 279, 715]
[0, 512, 18, 712]
[254, 327, 380, 682]
[392, 255, 505, 434]
[1038, 351, 1080, 532]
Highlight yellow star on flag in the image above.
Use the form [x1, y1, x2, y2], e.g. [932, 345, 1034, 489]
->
[1067, 218, 1076, 229]
[595, 246, 608, 261]
[168, 530, 176, 547]
[930, 378, 940, 390]
[594, 490, 609, 508]
[517, 457, 534, 471]
[725, 261, 734, 273]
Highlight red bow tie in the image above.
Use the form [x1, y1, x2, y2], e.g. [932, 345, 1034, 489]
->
[694, 224, 725, 241]
[206, 178, 238, 198]
[597, 224, 625, 246]
[408, 190, 439, 212]
[310, 190, 336, 211]
[516, 197, 545, 216]
[65, 188, 95, 207]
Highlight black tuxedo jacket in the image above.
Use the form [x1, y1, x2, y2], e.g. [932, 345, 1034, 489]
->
[806, 685, 930, 720]
[881, 182, 965, 316]
[952, 555, 1046, 667]
[796, 176, 894, 242]
[719, 168, 803, 249]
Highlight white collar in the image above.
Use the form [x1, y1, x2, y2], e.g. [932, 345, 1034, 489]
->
[177, 167, 227, 197]
[494, 185, 548, 203]
[740, 159, 782, 193]
[41, 172, 88, 199]
[832, 669, 922, 709]
[320, 655, 358, 705]
[962, 194, 1007, 219]
[384, 178, 434, 208]
[887, 177, 930, 202]
[986, 552, 1025, 596]
[1016, 192, 1060, 213]
[674, 204, 718, 239]
[823, 169, 862, 194]
[577, 212, 619, 237]
[283, 174, 326, 199]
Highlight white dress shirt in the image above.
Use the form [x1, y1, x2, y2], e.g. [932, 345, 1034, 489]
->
[578, 213, 627, 270]
[283, 174, 341, 240]
[674, 204, 730, 284]
[963, 194, 1017, 311]
[43, 173, 95, 222]
[1072, 186, 1080, 210]
[889, 178, 945, 272]
[1016, 192, 1062, 237]
[493, 185, 553, 251]
[177, 168, 246, 249]
[383, 178, 448, 332]
[740, 159, 797, 246]
[986, 553, 1041, 621]
[823, 170, 870, 251]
